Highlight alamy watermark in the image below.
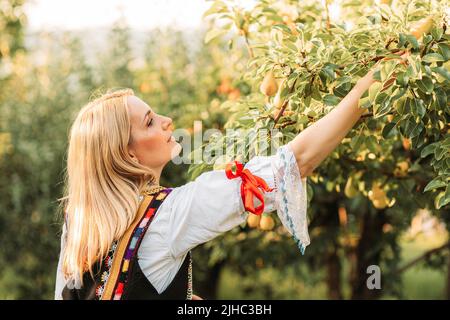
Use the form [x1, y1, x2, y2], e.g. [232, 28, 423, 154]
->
[366, 265, 381, 290]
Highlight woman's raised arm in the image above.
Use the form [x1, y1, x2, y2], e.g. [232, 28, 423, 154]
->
[288, 69, 377, 177]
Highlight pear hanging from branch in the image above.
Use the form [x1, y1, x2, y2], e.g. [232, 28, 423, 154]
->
[260, 70, 278, 97]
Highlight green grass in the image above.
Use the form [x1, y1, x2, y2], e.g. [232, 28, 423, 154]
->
[397, 232, 448, 300]
[217, 266, 328, 299]
[217, 232, 448, 299]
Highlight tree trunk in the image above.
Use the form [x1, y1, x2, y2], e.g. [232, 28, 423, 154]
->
[324, 199, 343, 299]
[308, 194, 343, 299]
[194, 260, 225, 300]
[326, 243, 343, 299]
[351, 205, 386, 299]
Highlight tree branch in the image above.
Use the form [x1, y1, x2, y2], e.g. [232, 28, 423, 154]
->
[243, 32, 254, 59]
[395, 241, 450, 274]
[273, 77, 299, 126]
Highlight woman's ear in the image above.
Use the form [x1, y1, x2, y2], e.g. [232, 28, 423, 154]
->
[128, 149, 139, 164]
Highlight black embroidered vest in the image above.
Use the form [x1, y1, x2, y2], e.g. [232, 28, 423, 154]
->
[62, 188, 193, 300]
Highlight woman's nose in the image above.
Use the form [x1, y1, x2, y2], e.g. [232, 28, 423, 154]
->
[163, 116, 173, 130]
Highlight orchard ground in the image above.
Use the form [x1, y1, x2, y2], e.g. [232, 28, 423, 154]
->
[218, 225, 448, 299]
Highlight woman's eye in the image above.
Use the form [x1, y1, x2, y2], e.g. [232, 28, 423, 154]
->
[147, 118, 153, 127]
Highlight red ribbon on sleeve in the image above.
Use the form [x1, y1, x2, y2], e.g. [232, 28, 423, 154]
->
[225, 160, 274, 215]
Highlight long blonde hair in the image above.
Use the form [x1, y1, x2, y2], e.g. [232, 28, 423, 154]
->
[59, 88, 155, 286]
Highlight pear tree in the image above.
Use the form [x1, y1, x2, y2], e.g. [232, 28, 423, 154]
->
[191, 0, 449, 299]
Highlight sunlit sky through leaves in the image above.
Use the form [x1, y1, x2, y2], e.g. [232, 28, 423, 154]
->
[22, 0, 450, 34]
[25, 0, 212, 30]
[25, 0, 260, 30]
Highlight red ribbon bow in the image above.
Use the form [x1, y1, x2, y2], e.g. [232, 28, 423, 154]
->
[225, 160, 274, 215]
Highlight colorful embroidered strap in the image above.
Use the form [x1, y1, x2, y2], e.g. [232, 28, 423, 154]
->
[99, 188, 172, 300]
[225, 160, 274, 215]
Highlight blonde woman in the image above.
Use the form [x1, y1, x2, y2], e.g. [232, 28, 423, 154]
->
[54, 55, 403, 300]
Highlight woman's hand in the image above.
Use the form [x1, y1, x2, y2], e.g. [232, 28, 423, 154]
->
[192, 294, 204, 300]
[288, 50, 410, 177]
[357, 50, 410, 89]
[363, 50, 411, 91]
[382, 51, 410, 90]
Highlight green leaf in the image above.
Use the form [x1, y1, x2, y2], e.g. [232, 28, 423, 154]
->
[382, 122, 396, 139]
[405, 35, 419, 50]
[262, 7, 278, 14]
[273, 24, 292, 34]
[424, 177, 447, 192]
[395, 96, 408, 115]
[311, 85, 322, 101]
[398, 33, 407, 48]
[336, 76, 352, 86]
[431, 27, 443, 41]
[269, 15, 284, 23]
[333, 84, 351, 97]
[406, 64, 417, 79]
[403, 116, 422, 138]
[204, 28, 228, 44]
[368, 82, 382, 103]
[373, 70, 381, 82]
[406, 55, 422, 79]
[375, 92, 389, 105]
[416, 100, 427, 119]
[420, 142, 438, 158]
[320, 66, 336, 81]
[287, 71, 300, 85]
[437, 185, 450, 209]
[435, 146, 447, 161]
[415, 76, 434, 93]
[432, 66, 450, 81]
[391, 88, 406, 101]
[433, 87, 448, 110]
[412, 99, 426, 119]
[358, 96, 371, 108]
[423, 35, 433, 45]
[422, 53, 445, 63]
[442, 137, 450, 148]
[323, 94, 340, 106]
[437, 193, 450, 209]
[365, 136, 379, 153]
[437, 43, 450, 60]
[380, 60, 397, 82]
[285, 40, 297, 52]
[435, 191, 445, 209]
[396, 72, 409, 87]
[350, 134, 364, 150]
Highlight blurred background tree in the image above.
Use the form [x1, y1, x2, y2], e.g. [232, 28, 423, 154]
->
[0, 0, 448, 300]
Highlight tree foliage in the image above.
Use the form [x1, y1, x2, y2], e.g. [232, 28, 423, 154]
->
[190, 0, 449, 299]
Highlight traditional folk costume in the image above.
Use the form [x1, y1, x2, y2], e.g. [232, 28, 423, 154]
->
[55, 143, 310, 300]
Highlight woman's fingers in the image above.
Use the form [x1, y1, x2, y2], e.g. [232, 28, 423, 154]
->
[381, 52, 410, 91]
[192, 294, 204, 300]
[380, 50, 408, 62]
[377, 50, 411, 90]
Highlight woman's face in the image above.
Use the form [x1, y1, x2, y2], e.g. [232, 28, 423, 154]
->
[126, 96, 181, 173]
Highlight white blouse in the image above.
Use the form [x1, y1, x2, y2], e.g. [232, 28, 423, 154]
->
[54, 143, 310, 299]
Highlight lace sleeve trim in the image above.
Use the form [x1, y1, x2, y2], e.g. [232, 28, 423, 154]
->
[272, 143, 310, 254]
